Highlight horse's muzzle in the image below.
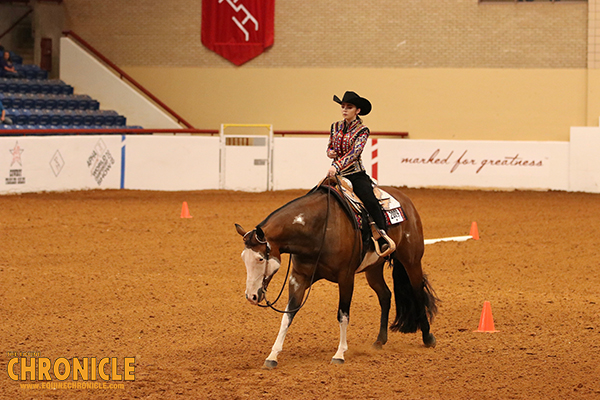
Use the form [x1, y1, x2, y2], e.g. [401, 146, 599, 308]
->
[246, 288, 265, 305]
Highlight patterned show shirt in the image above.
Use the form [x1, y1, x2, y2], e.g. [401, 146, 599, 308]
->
[327, 117, 370, 174]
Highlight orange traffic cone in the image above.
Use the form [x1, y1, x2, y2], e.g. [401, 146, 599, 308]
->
[475, 301, 498, 332]
[180, 201, 192, 218]
[470, 221, 479, 240]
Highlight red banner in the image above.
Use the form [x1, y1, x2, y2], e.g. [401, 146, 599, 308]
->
[201, 0, 275, 66]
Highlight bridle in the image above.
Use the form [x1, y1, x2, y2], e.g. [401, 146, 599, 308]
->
[244, 183, 335, 314]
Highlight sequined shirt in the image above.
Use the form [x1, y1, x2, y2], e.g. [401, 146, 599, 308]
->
[327, 117, 370, 174]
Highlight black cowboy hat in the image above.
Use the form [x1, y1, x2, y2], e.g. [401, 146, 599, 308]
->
[333, 91, 372, 116]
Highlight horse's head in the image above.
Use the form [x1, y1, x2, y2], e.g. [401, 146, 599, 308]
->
[235, 224, 281, 306]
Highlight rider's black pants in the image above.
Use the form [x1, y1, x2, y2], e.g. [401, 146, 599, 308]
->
[345, 171, 386, 230]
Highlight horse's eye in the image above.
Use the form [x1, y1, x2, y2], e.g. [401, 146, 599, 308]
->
[258, 258, 264, 262]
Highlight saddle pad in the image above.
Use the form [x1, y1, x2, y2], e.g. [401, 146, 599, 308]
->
[338, 177, 406, 226]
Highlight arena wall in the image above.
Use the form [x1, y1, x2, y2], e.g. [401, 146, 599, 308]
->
[54, 0, 594, 142]
[2, 133, 598, 194]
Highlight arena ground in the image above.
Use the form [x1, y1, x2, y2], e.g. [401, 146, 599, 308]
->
[1, 188, 599, 399]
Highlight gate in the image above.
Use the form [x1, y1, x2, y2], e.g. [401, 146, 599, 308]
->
[219, 124, 273, 191]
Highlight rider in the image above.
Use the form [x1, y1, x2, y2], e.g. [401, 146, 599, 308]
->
[326, 91, 393, 254]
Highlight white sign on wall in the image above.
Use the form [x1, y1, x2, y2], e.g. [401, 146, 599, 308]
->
[1, 136, 123, 194]
[378, 139, 570, 191]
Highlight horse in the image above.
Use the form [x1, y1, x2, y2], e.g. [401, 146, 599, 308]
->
[235, 184, 438, 369]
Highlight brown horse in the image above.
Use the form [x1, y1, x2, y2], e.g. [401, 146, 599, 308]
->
[235, 185, 437, 369]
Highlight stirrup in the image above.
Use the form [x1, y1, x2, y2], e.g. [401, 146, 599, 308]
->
[370, 223, 396, 257]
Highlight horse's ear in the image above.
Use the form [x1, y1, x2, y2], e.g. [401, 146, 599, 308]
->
[255, 226, 266, 242]
[235, 224, 246, 237]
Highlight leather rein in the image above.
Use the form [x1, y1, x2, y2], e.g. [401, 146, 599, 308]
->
[250, 183, 334, 314]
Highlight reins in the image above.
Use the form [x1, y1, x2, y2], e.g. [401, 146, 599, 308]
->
[258, 182, 333, 314]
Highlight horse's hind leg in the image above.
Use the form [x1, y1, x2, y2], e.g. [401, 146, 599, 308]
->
[365, 262, 391, 349]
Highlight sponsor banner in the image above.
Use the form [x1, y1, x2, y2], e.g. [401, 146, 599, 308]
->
[201, 0, 275, 66]
[378, 139, 570, 191]
[0, 136, 122, 194]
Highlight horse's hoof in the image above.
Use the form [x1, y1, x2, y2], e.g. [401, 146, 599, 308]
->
[423, 333, 436, 348]
[263, 360, 278, 369]
[331, 358, 345, 365]
[372, 341, 384, 350]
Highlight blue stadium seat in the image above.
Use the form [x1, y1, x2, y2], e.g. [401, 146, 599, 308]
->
[60, 113, 74, 125]
[11, 97, 22, 108]
[82, 113, 95, 126]
[19, 82, 31, 94]
[103, 114, 116, 125]
[92, 114, 105, 125]
[33, 97, 45, 109]
[24, 70, 37, 80]
[77, 98, 90, 110]
[2, 97, 13, 108]
[88, 100, 100, 110]
[38, 111, 51, 126]
[50, 112, 62, 126]
[40, 84, 52, 95]
[72, 112, 84, 126]
[28, 83, 41, 94]
[115, 115, 126, 126]
[22, 96, 35, 109]
[7, 82, 19, 93]
[55, 97, 67, 110]
[50, 84, 63, 95]
[47, 97, 58, 110]
[66, 98, 79, 110]
[27, 112, 40, 125]
[62, 85, 74, 95]
[14, 111, 29, 125]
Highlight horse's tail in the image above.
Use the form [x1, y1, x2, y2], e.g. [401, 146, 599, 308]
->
[390, 258, 438, 333]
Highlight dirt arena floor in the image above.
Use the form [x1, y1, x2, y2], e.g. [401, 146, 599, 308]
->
[1, 187, 599, 399]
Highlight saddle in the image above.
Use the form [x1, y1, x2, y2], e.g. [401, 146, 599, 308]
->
[318, 176, 406, 257]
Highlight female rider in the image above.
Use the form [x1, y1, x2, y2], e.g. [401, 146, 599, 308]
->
[326, 91, 394, 255]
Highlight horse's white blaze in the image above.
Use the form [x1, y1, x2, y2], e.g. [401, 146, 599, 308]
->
[241, 248, 264, 300]
[266, 309, 292, 363]
[241, 248, 280, 302]
[292, 213, 306, 225]
[333, 313, 349, 360]
[290, 275, 299, 290]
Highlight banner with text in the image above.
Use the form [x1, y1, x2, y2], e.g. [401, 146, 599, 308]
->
[1, 136, 122, 194]
[377, 139, 569, 191]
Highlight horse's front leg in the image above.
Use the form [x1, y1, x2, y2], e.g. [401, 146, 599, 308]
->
[264, 272, 308, 369]
[331, 274, 355, 364]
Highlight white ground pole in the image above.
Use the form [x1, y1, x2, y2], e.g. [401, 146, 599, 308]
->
[424, 222, 478, 244]
[424, 235, 473, 245]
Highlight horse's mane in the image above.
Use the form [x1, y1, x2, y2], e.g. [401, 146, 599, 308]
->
[257, 185, 359, 232]
[257, 190, 316, 228]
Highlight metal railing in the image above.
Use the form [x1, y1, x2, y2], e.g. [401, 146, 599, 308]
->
[62, 30, 195, 129]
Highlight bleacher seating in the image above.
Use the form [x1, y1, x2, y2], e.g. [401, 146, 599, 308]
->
[1, 51, 140, 132]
